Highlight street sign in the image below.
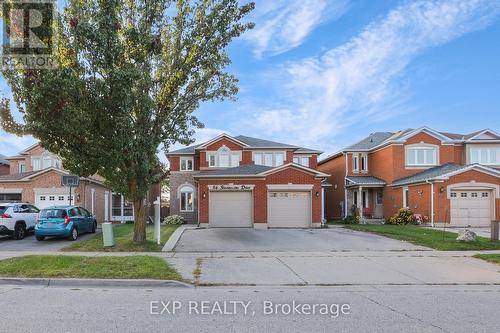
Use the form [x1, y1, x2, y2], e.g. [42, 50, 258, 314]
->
[62, 175, 80, 187]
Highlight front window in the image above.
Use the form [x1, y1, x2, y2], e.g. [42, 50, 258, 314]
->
[180, 186, 194, 212]
[293, 156, 309, 167]
[406, 145, 438, 166]
[254, 152, 286, 167]
[403, 187, 409, 208]
[361, 155, 368, 172]
[376, 191, 383, 205]
[470, 147, 499, 165]
[18, 162, 26, 173]
[42, 157, 52, 169]
[208, 154, 216, 167]
[352, 155, 359, 172]
[180, 157, 194, 171]
[32, 158, 41, 171]
[230, 153, 240, 167]
[219, 148, 229, 167]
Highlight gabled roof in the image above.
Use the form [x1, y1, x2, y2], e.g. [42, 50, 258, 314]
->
[391, 163, 500, 187]
[0, 170, 41, 181]
[345, 132, 395, 150]
[167, 134, 322, 155]
[345, 176, 386, 187]
[194, 163, 329, 178]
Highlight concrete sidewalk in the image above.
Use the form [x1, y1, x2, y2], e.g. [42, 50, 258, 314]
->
[0, 250, 499, 287]
[166, 250, 500, 286]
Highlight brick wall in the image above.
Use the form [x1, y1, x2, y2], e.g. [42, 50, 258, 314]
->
[318, 154, 346, 219]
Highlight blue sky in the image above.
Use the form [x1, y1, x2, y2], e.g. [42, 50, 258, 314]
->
[1, 0, 500, 160]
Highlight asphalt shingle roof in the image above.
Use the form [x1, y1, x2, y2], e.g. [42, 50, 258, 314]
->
[345, 132, 395, 150]
[196, 164, 273, 177]
[168, 135, 320, 154]
[0, 170, 39, 181]
[391, 163, 465, 186]
[346, 176, 386, 186]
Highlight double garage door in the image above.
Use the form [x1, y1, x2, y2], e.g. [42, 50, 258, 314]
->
[35, 193, 70, 209]
[451, 190, 493, 227]
[208, 191, 311, 228]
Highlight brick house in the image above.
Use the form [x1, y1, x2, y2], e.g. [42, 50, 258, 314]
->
[0, 143, 161, 223]
[167, 134, 329, 228]
[318, 127, 500, 227]
[0, 154, 9, 175]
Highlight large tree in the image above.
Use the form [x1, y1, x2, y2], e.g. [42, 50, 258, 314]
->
[0, 0, 254, 242]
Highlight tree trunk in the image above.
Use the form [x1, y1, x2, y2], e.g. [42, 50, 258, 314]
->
[132, 198, 147, 243]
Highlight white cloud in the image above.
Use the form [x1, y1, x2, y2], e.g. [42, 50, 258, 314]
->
[244, 0, 349, 57]
[247, 0, 500, 150]
[0, 132, 35, 156]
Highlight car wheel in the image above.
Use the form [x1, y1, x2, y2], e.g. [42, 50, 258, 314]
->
[36, 236, 45, 241]
[69, 228, 78, 241]
[91, 222, 96, 233]
[13, 223, 26, 240]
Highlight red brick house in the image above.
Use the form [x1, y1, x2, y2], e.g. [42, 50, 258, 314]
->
[318, 127, 500, 227]
[0, 143, 160, 223]
[167, 134, 329, 228]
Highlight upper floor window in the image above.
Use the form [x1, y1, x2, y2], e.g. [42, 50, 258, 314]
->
[352, 155, 359, 172]
[360, 155, 368, 172]
[470, 147, 499, 165]
[180, 157, 194, 171]
[207, 146, 241, 168]
[254, 152, 285, 167]
[31, 156, 62, 171]
[18, 162, 26, 173]
[293, 156, 309, 167]
[405, 144, 438, 167]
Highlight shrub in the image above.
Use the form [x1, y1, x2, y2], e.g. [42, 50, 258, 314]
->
[343, 215, 360, 224]
[163, 215, 185, 225]
[387, 208, 416, 225]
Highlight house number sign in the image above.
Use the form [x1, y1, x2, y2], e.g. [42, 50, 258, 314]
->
[209, 184, 254, 191]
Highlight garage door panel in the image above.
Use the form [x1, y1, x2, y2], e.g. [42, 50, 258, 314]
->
[450, 190, 492, 227]
[35, 194, 70, 209]
[209, 191, 252, 228]
[268, 191, 310, 228]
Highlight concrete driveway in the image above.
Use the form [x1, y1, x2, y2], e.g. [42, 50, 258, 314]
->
[173, 226, 429, 252]
[0, 231, 96, 252]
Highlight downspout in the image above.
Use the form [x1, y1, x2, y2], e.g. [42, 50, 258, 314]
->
[344, 152, 348, 218]
[425, 180, 434, 227]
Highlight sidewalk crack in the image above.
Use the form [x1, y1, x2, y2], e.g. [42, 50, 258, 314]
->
[275, 257, 308, 285]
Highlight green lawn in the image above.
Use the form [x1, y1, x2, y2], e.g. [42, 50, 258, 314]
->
[473, 254, 500, 265]
[0, 255, 182, 280]
[62, 224, 179, 252]
[343, 224, 500, 251]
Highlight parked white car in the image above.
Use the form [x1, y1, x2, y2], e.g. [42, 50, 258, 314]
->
[0, 203, 40, 239]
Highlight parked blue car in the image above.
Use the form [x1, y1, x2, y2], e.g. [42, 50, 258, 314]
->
[35, 206, 97, 241]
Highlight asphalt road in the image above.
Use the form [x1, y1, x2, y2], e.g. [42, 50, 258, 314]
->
[0, 231, 98, 251]
[0, 284, 498, 332]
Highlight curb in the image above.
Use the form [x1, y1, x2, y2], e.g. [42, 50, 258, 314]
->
[0, 277, 192, 288]
[162, 225, 198, 252]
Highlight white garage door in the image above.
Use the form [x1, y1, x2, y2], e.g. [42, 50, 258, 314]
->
[35, 194, 70, 209]
[209, 191, 252, 227]
[451, 191, 492, 227]
[268, 192, 310, 228]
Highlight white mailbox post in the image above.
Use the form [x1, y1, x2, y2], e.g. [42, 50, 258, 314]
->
[154, 196, 161, 245]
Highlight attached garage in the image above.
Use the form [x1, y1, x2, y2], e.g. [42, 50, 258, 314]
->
[450, 190, 493, 227]
[209, 191, 253, 227]
[268, 191, 311, 228]
[35, 193, 71, 209]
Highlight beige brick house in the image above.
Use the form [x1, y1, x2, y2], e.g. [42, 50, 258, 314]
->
[0, 143, 161, 223]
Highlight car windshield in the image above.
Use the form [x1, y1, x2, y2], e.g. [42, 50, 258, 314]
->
[40, 209, 67, 218]
[0, 206, 7, 214]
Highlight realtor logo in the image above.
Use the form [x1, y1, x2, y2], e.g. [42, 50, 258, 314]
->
[1, 0, 57, 69]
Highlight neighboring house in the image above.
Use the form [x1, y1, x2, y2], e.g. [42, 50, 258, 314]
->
[0, 143, 160, 223]
[0, 154, 9, 175]
[167, 134, 329, 228]
[318, 127, 500, 227]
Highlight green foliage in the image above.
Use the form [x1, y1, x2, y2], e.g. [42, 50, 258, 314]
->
[387, 208, 417, 225]
[163, 215, 185, 225]
[0, 0, 254, 241]
[342, 215, 360, 224]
